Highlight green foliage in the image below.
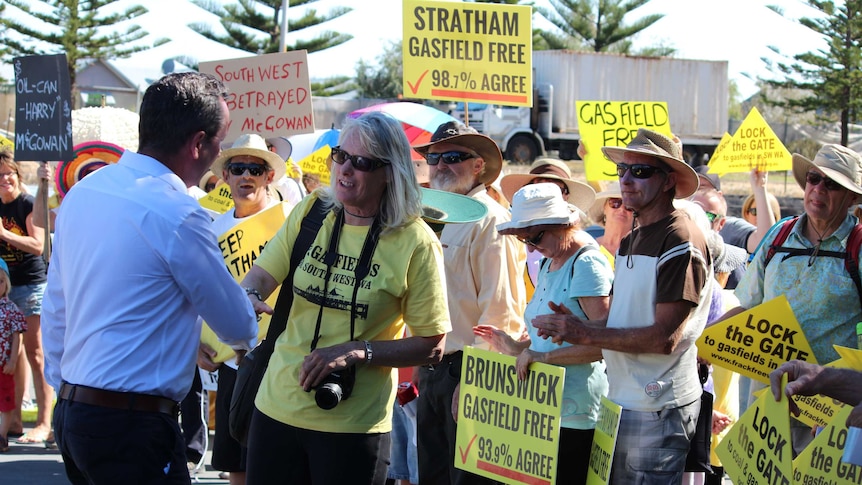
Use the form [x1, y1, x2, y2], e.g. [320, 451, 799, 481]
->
[310, 76, 352, 97]
[189, 0, 352, 54]
[760, 1, 862, 146]
[535, 0, 673, 55]
[354, 40, 402, 100]
[0, 0, 163, 87]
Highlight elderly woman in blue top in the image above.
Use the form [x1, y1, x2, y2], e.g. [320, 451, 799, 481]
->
[721, 143, 862, 457]
[473, 183, 612, 485]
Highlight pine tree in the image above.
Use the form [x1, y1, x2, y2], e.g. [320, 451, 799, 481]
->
[535, 0, 672, 55]
[0, 0, 164, 88]
[761, 1, 862, 146]
[189, 0, 352, 54]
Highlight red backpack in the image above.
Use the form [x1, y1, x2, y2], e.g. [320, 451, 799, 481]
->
[764, 216, 862, 304]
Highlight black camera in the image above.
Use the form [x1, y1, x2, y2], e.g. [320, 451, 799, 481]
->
[313, 365, 356, 410]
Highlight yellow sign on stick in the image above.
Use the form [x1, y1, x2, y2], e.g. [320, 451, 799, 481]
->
[403, 0, 533, 106]
[716, 374, 793, 485]
[575, 101, 672, 181]
[708, 107, 791, 174]
[706, 132, 732, 175]
[456, 347, 564, 485]
[585, 397, 621, 485]
[697, 295, 817, 383]
[199, 183, 233, 215]
[298, 145, 332, 187]
[790, 345, 862, 429]
[200, 203, 289, 362]
[793, 403, 862, 483]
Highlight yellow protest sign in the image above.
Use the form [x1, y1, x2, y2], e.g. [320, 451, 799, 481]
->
[285, 158, 300, 179]
[791, 346, 862, 429]
[706, 132, 732, 175]
[575, 101, 672, 181]
[698, 295, 817, 383]
[456, 347, 564, 485]
[200, 203, 289, 362]
[708, 107, 791, 174]
[200, 51, 314, 142]
[586, 397, 621, 485]
[403, 0, 533, 106]
[717, 374, 793, 485]
[299, 145, 331, 187]
[199, 183, 233, 215]
[793, 402, 862, 483]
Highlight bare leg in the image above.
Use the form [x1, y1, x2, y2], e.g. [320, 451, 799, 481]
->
[18, 314, 53, 442]
[229, 471, 245, 485]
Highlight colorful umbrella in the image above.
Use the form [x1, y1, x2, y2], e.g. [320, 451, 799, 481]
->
[348, 102, 458, 160]
[56, 141, 124, 197]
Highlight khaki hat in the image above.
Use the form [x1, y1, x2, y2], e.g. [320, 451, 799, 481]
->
[412, 121, 502, 185]
[588, 181, 623, 223]
[600, 129, 699, 199]
[499, 158, 595, 212]
[792, 144, 862, 194]
[212, 133, 286, 182]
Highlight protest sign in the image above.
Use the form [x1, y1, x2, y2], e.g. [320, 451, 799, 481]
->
[705, 132, 732, 174]
[13, 54, 74, 161]
[585, 397, 621, 485]
[403, 0, 532, 106]
[456, 347, 564, 485]
[200, 203, 288, 362]
[298, 145, 332, 187]
[790, 346, 862, 429]
[708, 107, 791, 174]
[199, 183, 234, 215]
[716, 374, 793, 485]
[575, 101, 672, 181]
[793, 400, 862, 483]
[201, 51, 314, 142]
[697, 295, 817, 383]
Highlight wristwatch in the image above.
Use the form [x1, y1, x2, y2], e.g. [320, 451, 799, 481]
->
[244, 287, 263, 302]
[363, 340, 373, 364]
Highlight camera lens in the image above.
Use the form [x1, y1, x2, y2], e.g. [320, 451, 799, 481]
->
[315, 382, 343, 410]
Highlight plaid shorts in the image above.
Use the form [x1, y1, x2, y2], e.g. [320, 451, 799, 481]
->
[610, 399, 699, 484]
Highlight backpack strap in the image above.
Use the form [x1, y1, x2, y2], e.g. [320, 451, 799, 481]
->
[764, 217, 799, 267]
[844, 224, 862, 307]
[263, 197, 328, 343]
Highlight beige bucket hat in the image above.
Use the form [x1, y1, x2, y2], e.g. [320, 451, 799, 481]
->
[792, 144, 862, 194]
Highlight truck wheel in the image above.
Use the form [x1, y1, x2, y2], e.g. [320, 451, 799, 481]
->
[505, 135, 539, 165]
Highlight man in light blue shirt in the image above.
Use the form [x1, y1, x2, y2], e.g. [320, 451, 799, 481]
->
[42, 72, 258, 485]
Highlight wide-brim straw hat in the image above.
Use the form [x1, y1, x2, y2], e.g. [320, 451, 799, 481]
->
[212, 133, 286, 182]
[600, 128, 699, 199]
[500, 158, 595, 211]
[792, 144, 862, 194]
[412, 121, 502, 185]
[588, 181, 623, 223]
[497, 183, 579, 232]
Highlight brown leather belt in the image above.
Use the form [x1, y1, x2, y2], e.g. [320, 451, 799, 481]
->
[59, 383, 179, 417]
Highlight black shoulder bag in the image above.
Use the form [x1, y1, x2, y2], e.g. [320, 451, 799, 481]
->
[229, 198, 328, 446]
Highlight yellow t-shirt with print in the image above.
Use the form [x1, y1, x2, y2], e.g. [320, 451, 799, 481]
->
[254, 194, 451, 433]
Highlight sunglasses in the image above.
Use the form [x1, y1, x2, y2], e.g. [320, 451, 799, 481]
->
[607, 198, 623, 209]
[616, 163, 666, 179]
[517, 231, 545, 247]
[806, 171, 843, 191]
[425, 151, 475, 165]
[226, 163, 269, 177]
[705, 211, 720, 223]
[331, 146, 389, 172]
[747, 207, 757, 216]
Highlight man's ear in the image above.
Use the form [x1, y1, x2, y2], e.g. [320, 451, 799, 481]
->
[472, 156, 485, 176]
[663, 171, 678, 194]
[188, 131, 208, 159]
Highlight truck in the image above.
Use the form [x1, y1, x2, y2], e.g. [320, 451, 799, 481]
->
[448, 50, 729, 165]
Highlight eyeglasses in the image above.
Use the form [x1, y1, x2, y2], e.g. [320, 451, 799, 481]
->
[806, 171, 843, 191]
[517, 231, 545, 247]
[705, 211, 720, 223]
[425, 151, 475, 165]
[607, 198, 623, 209]
[0, 171, 17, 178]
[331, 146, 389, 172]
[226, 163, 269, 177]
[616, 163, 666, 179]
[529, 178, 569, 196]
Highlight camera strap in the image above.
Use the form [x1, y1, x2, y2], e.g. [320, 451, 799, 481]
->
[310, 208, 382, 351]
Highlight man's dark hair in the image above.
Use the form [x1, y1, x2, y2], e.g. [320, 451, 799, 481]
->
[138, 72, 228, 156]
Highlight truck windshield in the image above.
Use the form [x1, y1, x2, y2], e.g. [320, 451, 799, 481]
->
[452, 102, 490, 111]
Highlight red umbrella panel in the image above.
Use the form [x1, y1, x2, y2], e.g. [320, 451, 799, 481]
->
[348, 102, 458, 161]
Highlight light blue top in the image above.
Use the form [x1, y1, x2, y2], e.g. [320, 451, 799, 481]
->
[526, 242, 612, 429]
[735, 213, 862, 364]
[42, 151, 258, 401]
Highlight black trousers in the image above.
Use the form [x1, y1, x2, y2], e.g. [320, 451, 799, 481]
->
[179, 369, 207, 464]
[53, 398, 189, 484]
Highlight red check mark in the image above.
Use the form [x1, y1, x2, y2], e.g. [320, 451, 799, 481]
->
[458, 434, 478, 464]
[407, 70, 429, 95]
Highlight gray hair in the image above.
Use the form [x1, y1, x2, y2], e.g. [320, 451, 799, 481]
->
[319, 112, 422, 233]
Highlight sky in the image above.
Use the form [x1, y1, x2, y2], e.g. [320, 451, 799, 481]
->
[2, 0, 828, 100]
